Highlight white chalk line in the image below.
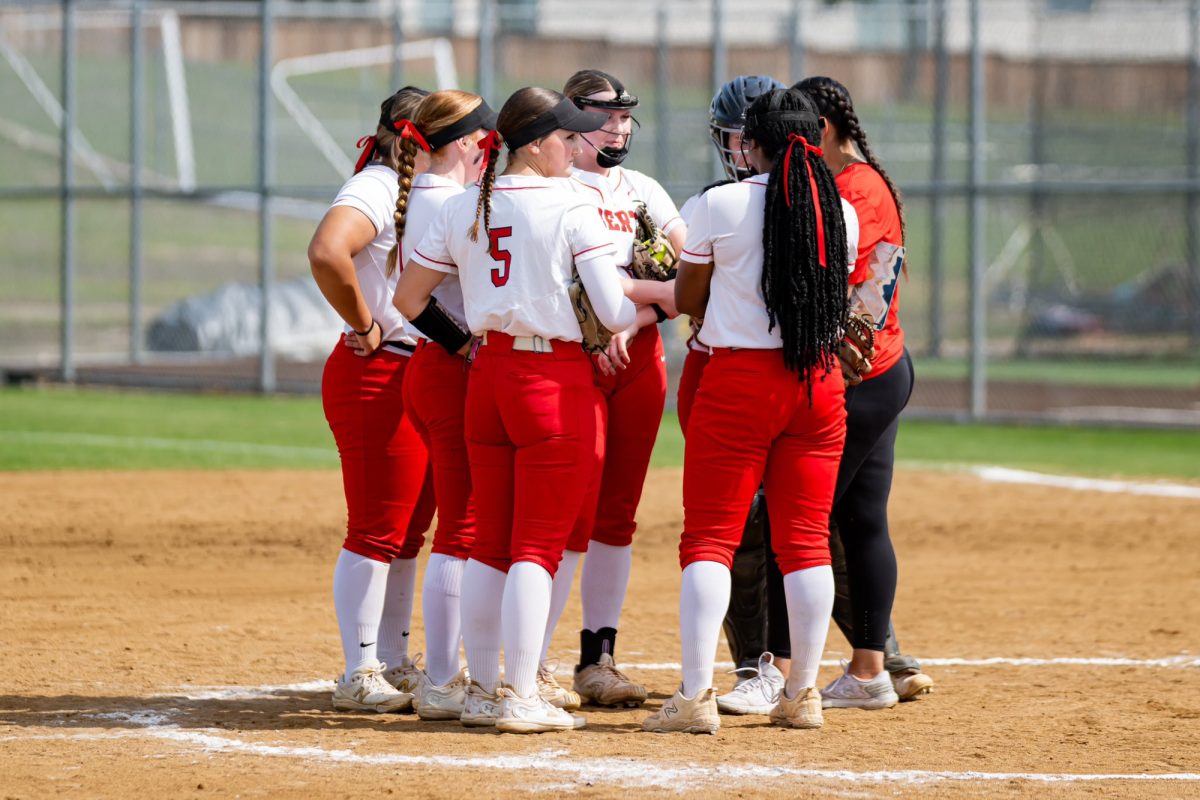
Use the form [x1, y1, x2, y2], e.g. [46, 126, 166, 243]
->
[3, 724, 1198, 788]
[0, 431, 337, 462]
[970, 465, 1200, 500]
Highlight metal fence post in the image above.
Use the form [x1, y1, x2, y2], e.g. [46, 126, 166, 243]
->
[967, 0, 986, 419]
[711, 0, 726, 181]
[478, 0, 496, 105]
[257, 0, 276, 392]
[655, 2, 670, 189]
[390, 0, 404, 91]
[928, 0, 947, 359]
[130, 0, 145, 364]
[1189, 0, 1200, 349]
[60, 0, 76, 382]
[789, 0, 805, 80]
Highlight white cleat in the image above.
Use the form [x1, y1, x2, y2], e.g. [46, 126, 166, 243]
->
[332, 660, 414, 713]
[495, 687, 586, 733]
[716, 651, 785, 715]
[641, 686, 720, 734]
[821, 662, 899, 710]
[416, 668, 470, 721]
[892, 668, 935, 701]
[382, 653, 427, 700]
[537, 661, 582, 711]
[460, 681, 502, 728]
[770, 686, 824, 729]
[573, 653, 647, 707]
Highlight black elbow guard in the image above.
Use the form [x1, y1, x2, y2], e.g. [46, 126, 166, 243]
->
[411, 296, 472, 355]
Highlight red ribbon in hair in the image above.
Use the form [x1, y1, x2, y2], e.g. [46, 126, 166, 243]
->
[353, 135, 378, 175]
[782, 133, 827, 268]
[477, 130, 503, 173]
[389, 119, 431, 152]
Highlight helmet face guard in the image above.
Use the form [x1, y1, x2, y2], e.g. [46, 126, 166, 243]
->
[570, 70, 640, 167]
[708, 75, 785, 181]
[710, 123, 751, 181]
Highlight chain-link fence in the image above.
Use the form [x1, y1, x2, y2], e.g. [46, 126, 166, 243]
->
[1, 0, 1197, 424]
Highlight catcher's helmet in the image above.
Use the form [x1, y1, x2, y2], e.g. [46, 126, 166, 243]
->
[709, 75, 784, 181]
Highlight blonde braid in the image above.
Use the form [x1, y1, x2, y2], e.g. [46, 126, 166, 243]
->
[386, 136, 420, 277]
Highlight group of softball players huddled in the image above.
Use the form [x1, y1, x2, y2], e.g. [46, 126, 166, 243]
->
[307, 68, 933, 735]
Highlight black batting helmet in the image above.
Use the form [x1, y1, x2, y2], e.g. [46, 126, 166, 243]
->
[709, 75, 784, 180]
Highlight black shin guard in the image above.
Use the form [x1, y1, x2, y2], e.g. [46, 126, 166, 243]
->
[578, 627, 618, 669]
[723, 489, 770, 668]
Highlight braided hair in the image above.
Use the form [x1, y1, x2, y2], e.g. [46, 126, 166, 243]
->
[743, 88, 848, 386]
[468, 141, 499, 242]
[793, 76, 906, 243]
[387, 90, 486, 275]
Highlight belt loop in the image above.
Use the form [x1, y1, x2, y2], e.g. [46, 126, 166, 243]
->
[533, 335, 548, 354]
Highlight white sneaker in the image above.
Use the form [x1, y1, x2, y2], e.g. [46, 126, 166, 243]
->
[573, 653, 647, 707]
[641, 686, 720, 734]
[332, 660, 414, 713]
[460, 681, 502, 728]
[821, 663, 899, 710]
[770, 686, 823, 729]
[716, 652, 785, 715]
[382, 653, 426, 698]
[537, 661, 582, 711]
[416, 668, 469, 721]
[495, 687, 586, 733]
[892, 668, 935, 701]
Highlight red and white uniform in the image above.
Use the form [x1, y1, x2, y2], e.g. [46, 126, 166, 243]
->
[678, 174, 855, 574]
[400, 172, 474, 560]
[411, 174, 633, 575]
[562, 167, 682, 552]
[676, 179, 859, 438]
[322, 164, 434, 563]
[838, 162, 904, 379]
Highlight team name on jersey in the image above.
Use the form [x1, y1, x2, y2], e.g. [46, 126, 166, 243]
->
[598, 207, 634, 234]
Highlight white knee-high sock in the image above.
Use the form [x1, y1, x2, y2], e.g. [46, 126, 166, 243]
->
[332, 549, 390, 680]
[422, 554, 466, 686]
[540, 549, 582, 665]
[580, 541, 632, 632]
[460, 559, 506, 693]
[377, 557, 418, 668]
[679, 560, 731, 698]
[782, 565, 835, 696]
[502, 561, 553, 698]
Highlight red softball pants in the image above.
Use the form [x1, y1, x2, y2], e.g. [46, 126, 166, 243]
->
[404, 341, 476, 560]
[676, 346, 710, 436]
[322, 341, 434, 563]
[567, 325, 667, 551]
[680, 348, 847, 575]
[464, 332, 596, 577]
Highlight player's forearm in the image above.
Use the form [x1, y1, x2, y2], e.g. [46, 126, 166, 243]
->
[309, 251, 372, 331]
[578, 258, 637, 331]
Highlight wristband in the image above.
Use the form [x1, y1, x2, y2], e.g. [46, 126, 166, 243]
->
[410, 296, 472, 355]
[652, 304, 669, 324]
[352, 319, 377, 337]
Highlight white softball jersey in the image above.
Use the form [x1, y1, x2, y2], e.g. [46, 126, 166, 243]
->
[566, 166, 683, 268]
[682, 174, 859, 350]
[400, 172, 468, 337]
[411, 174, 634, 342]
[329, 164, 416, 347]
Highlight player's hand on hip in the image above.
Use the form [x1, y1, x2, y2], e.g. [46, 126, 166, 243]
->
[346, 320, 382, 357]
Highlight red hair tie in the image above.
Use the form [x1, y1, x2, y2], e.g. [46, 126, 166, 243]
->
[353, 135, 379, 175]
[389, 119, 431, 152]
[782, 133, 827, 268]
[477, 130, 503, 173]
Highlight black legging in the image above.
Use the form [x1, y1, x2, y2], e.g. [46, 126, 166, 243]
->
[831, 348, 914, 651]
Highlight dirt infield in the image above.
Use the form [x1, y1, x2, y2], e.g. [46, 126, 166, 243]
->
[2, 468, 1198, 798]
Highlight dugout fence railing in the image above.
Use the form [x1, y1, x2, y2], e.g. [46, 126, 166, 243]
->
[0, 0, 1197, 427]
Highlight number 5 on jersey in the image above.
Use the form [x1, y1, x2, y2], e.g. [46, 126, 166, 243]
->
[488, 227, 513, 287]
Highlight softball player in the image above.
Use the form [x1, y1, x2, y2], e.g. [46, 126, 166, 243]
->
[793, 75, 934, 708]
[395, 87, 637, 733]
[383, 90, 499, 721]
[536, 69, 683, 710]
[643, 88, 853, 734]
[308, 85, 436, 713]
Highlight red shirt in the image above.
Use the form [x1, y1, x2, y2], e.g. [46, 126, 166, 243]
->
[836, 162, 905, 380]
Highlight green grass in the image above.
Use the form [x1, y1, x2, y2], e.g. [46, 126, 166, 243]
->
[4, 387, 1195, 480]
[911, 357, 1200, 390]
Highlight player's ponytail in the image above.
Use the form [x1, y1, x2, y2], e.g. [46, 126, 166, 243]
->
[468, 138, 500, 242]
[386, 132, 423, 276]
[744, 88, 848, 389]
[794, 76, 906, 244]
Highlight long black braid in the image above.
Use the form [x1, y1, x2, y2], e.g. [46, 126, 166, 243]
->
[744, 89, 848, 387]
[793, 75, 906, 242]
